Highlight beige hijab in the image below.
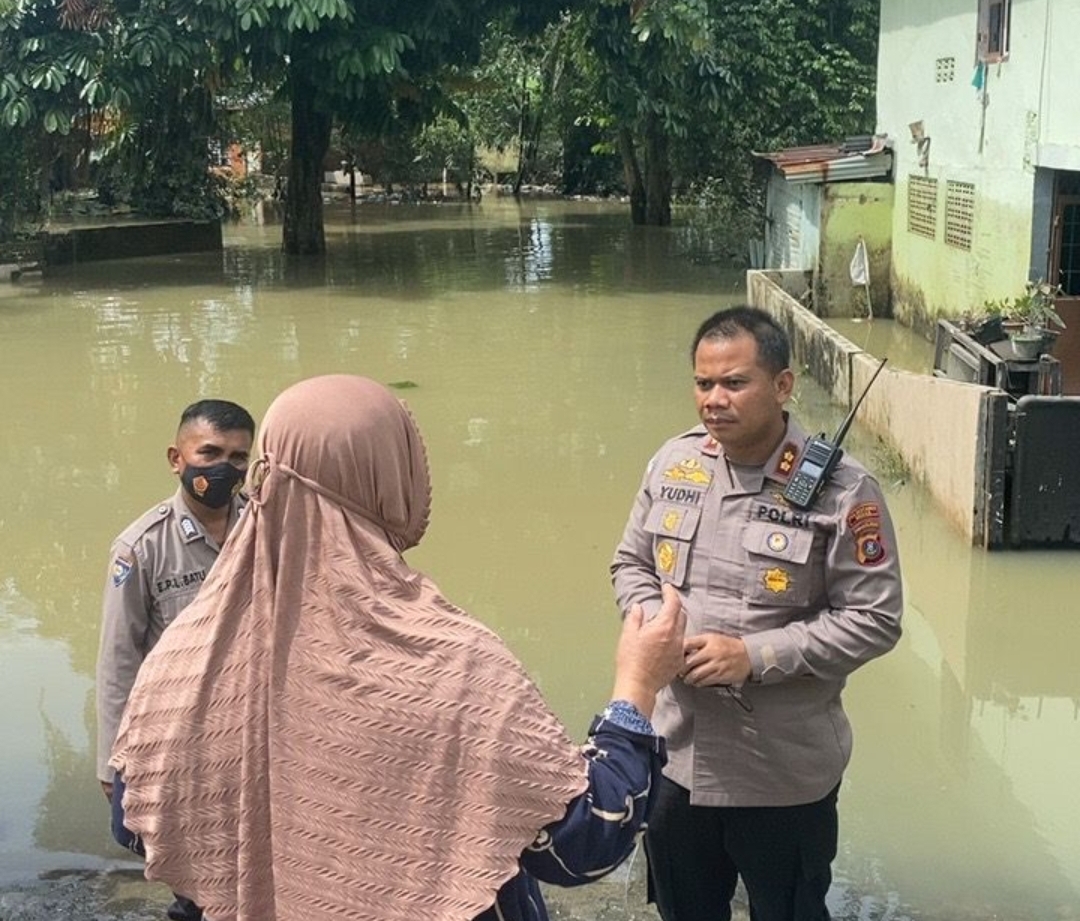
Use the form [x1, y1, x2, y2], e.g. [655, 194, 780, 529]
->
[111, 375, 588, 921]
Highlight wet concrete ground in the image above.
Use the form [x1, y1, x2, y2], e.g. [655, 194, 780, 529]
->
[0, 858, 745, 921]
[4, 861, 1051, 921]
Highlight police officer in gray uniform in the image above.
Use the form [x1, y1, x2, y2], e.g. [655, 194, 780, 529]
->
[96, 399, 255, 921]
[611, 307, 903, 921]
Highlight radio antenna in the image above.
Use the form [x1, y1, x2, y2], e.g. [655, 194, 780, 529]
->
[831, 358, 888, 445]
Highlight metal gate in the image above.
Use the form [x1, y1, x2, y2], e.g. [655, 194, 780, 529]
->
[1009, 396, 1080, 546]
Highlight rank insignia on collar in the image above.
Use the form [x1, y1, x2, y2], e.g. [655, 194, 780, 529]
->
[775, 442, 799, 477]
[112, 556, 133, 587]
[662, 458, 712, 485]
[179, 516, 199, 539]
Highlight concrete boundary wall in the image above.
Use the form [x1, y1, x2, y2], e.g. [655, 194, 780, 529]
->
[41, 220, 222, 268]
[748, 270, 1004, 544]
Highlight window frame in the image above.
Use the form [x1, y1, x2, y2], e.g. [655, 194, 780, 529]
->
[977, 0, 1012, 64]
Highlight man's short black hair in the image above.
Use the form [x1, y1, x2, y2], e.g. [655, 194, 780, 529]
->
[691, 306, 791, 375]
[178, 400, 255, 437]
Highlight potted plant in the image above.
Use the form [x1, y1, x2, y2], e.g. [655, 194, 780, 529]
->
[1006, 280, 1066, 359]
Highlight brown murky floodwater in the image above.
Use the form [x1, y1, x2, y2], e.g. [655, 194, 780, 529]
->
[0, 200, 1077, 919]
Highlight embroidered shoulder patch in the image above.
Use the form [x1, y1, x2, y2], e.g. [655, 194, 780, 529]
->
[855, 534, 887, 566]
[848, 502, 887, 566]
[112, 555, 134, 587]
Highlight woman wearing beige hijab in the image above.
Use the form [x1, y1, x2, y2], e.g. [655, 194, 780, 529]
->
[111, 374, 685, 921]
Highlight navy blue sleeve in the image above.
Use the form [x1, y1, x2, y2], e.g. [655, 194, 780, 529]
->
[518, 713, 667, 887]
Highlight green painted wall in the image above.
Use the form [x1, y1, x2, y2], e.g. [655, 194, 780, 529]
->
[817, 182, 894, 319]
[889, 177, 1036, 338]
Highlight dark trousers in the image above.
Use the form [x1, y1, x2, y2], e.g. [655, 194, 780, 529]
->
[644, 775, 838, 921]
[111, 775, 203, 921]
[110, 774, 145, 856]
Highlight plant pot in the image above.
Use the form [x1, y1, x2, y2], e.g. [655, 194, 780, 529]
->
[1039, 328, 1060, 355]
[1009, 331, 1043, 361]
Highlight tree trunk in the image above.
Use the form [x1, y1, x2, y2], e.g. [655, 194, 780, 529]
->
[513, 71, 529, 196]
[283, 72, 332, 255]
[644, 112, 671, 226]
[617, 126, 646, 225]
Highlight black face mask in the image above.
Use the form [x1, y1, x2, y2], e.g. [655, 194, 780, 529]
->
[180, 462, 245, 509]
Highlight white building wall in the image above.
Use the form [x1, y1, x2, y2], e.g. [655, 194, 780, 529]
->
[877, 0, 1080, 328]
[1034, 1, 1080, 167]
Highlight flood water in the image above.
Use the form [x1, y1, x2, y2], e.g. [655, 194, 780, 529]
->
[0, 199, 1077, 920]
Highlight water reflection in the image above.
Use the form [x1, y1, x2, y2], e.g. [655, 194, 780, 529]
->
[0, 200, 1077, 918]
[842, 476, 1080, 918]
[505, 218, 554, 290]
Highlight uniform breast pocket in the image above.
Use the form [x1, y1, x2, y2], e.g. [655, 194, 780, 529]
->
[742, 519, 817, 608]
[160, 587, 201, 626]
[644, 503, 702, 588]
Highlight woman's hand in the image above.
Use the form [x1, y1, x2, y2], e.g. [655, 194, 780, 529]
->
[611, 584, 687, 718]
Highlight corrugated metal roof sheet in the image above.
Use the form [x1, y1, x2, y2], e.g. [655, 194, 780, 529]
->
[754, 135, 893, 185]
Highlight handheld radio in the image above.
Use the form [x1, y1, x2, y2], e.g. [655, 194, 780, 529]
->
[782, 358, 888, 510]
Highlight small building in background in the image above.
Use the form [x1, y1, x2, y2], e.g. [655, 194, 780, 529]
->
[877, 0, 1080, 392]
[755, 136, 894, 319]
[209, 139, 261, 179]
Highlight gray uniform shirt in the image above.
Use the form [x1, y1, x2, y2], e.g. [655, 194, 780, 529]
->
[611, 418, 903, 807]
[95, 488, 244, 782]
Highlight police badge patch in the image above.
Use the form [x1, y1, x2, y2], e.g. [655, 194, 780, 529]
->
[763, 567, 791, 594]
[766, 531, 790, 553]
[848, 502, 887, 567]
[657, 540, 678, 575]
[112, 556, 133, 587]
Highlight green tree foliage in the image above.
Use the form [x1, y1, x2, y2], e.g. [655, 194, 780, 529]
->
[582, 0, 731, 225]
[665, 0, 879, 260]
[574, 0, 878, 228]
[1, 0, 879, 254]
[2, 0, 568, 250]
[166, 0, 569, 253]
[0, 124, 40, 241]
[0, 0, 109, 229]
[439, 16, 577, 194]
[1, 0, 227, 220]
